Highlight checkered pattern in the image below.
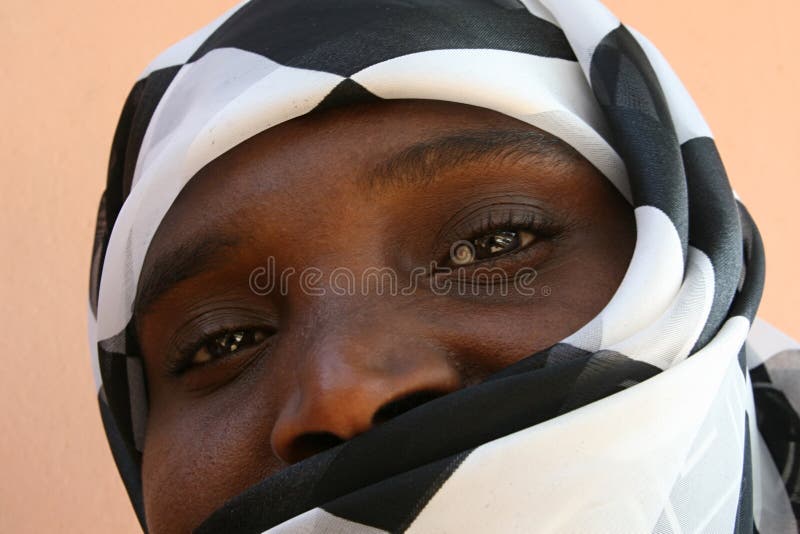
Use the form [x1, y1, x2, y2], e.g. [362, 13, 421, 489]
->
[89, 0, 799, 531]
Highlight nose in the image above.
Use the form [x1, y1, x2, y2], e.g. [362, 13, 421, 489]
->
[270, 323, 462, 465]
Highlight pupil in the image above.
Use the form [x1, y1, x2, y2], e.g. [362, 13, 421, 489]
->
[210, 330, 246, 356]
[474, 231, 519, 260]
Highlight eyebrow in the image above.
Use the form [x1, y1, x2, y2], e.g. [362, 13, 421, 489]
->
[366, 128, 582, 193]
[134, 128, 582, 316]
[134, 232, 240, 316]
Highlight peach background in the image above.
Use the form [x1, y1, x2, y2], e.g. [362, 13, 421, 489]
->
[0, 1, 797, 531]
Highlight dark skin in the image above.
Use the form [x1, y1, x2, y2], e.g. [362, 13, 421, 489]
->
[135, 100, 635, 532]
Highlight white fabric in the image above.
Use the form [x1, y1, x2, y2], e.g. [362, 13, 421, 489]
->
[89, 1, 797, 532]
[408, 318, 750, 533]
[747, 318, 800, 369]
[265, 508, 388, 534]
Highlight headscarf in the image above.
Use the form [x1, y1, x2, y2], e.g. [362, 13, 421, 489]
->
[89, 0, 800, 531]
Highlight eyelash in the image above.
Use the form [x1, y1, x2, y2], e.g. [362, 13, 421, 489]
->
[442, 207, 556, 267]
[168, 325, 272, 376]
[165, 208, 554, 375]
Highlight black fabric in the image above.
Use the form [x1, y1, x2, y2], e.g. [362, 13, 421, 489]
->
[729, 203, 766, 321]
[188, 0, 576, 77]
[99, 393, 147, 531]
[197, 346, 659, 532]
[733, 414, 754, 534]
[321, 451, 469, 532]
[750, 363, 800, 519]
[682, 137, 742, 350]
[314, 78, 383, 113]
[90, 65, 180, 315]
[98, 349, 137, 459]
[89, 1, 787, 531]
[590, 25, 688, 257]
[89, 192, 108, 316]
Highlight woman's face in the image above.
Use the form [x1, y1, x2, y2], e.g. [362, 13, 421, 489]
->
[135, 100, 635, 532]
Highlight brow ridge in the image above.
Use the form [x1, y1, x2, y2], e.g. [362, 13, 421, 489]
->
[367, 129, 582, 192]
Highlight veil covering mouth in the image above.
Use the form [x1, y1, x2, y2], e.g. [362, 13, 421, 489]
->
[89, 0, 800, 532]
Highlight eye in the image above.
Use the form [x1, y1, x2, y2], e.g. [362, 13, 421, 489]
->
[450, 230, 536, 266]
[191, 328, 269, 366]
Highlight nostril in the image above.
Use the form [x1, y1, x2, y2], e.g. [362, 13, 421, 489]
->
[287, 432, 345, 464]
[372, 389, 448, 426]
[279, 390, 453, 464]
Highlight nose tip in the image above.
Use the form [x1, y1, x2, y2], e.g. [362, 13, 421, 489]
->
[270, 363, 461, 465]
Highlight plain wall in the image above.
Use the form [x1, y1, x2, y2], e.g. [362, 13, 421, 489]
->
[1, 1, 797, 531]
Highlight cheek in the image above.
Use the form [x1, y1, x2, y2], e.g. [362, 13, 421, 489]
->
[430, 222, 634, 375]
[141, 368, 287, 532]
[137, 189, 635, 532]
[528, 181, 635, 333]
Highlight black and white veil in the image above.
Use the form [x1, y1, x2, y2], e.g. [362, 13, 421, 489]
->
[89, 0, 800, 531]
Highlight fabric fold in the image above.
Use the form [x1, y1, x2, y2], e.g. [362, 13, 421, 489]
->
[89, 0, 799, 531]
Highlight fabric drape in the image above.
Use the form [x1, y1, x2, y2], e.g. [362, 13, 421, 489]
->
[89, 1, 800, 531]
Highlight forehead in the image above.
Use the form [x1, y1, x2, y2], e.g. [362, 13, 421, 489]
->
[135, 99, 591, 314]
[149, 99, 582, 238]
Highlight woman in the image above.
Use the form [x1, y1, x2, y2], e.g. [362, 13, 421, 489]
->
[90, 0, 800, 532]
